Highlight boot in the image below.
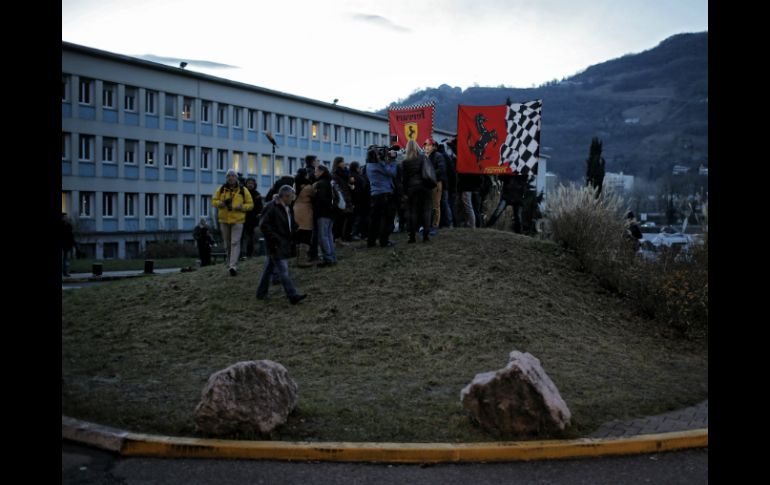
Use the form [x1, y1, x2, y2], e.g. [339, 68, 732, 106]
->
[296, 244, 313, 268]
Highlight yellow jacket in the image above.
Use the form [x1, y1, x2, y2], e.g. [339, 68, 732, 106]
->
[212, 184, 254, 224]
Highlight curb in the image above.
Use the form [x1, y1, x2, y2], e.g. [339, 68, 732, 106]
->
[62, 416, 707, 464]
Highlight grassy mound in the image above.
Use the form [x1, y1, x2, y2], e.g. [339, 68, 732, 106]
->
[61, 229, 707, 442]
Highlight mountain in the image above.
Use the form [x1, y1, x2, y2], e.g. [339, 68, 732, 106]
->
[381, 32, 708, 182]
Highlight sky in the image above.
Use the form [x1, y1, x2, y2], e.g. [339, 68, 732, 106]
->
[62, 0, 708, 112]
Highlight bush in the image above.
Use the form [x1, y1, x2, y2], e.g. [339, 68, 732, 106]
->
[143, 240, 198, 259]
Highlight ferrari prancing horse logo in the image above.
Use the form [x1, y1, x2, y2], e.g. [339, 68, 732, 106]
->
[404, 122, 418, 142]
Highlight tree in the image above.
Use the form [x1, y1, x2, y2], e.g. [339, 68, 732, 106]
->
[585, 137, 606, 198]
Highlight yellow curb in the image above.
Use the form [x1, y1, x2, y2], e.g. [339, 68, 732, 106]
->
[62, 416, 707, 463]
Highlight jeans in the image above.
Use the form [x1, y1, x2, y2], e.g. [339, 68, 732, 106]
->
[242, 223, 256, 257]
[62, 249, 71, 275]
[486, 199, 523, 233]
[461, 192, 476, 228]
[440, 188, 454, 227]
[407, 187, 433, 241]
[308, 219, 319, 261]
[317, 217, 337, 262]
[220, 222, 244, 270]
[368, 193, 396, 247]
[256, 257, 299, 299]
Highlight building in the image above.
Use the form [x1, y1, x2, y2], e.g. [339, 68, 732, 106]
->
[603, 171, 634, 194]
[672, 164, 691, 175]
[62, 42, 454, 259]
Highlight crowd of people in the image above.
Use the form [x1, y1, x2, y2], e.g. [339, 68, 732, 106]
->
[198, 137, 532, 304]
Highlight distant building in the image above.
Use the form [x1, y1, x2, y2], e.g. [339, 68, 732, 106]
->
[698, 164, 708, 176]
[545, 171, 558, 195]
[672, 164, 691, 175]
[603, 171, 634, 194]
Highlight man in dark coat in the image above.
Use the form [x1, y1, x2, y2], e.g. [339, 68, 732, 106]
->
[256, 185, 307, 304]
[193, 217, 214, 266]
[485, 173, 529, 233]
[242, 177, 264, 258]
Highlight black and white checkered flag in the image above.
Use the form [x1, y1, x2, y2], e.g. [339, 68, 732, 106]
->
[499, 100, 542, 175]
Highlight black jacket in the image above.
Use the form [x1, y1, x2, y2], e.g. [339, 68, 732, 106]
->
[445, 153, 458, 193]
[350, 172, 370, 214]
[429, 151, 449, 186]
[61, 219, 76, 251]
[193, 225, 213, 248]
[500, 175, 528, 204]
[266, 176, 296, 201]
[333, 167, 354, 213]
[244, 188, 264, 227]
[312, 172, 334, 220]
[457, 173, 482, 193]
[402, 156, 428, 191]
[259, 199, 297, 259]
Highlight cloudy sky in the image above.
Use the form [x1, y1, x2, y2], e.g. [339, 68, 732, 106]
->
[62, 0, 707, 112]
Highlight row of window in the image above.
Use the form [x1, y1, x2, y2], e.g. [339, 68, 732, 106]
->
[69, 192, 212, 219]
[63, 75, 387, 145]
[62, 133, 308, 174]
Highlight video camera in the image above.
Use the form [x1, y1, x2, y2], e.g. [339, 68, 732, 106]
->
[367, 144, 400, 162]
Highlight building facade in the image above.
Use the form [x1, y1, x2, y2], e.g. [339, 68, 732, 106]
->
[62, 42, 453, 259]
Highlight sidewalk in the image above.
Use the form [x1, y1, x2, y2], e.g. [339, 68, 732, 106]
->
[62, 267, 184, 283]
[590, 400, 708, 439]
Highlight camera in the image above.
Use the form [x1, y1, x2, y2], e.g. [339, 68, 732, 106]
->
[223, 198, 233, 210]
[368, 144, 400, 162]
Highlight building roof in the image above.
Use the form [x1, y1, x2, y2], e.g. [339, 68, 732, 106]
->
[62, 41, 456, 137]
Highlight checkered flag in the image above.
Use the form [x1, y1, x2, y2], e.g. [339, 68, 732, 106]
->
[499, 100, 542, 175]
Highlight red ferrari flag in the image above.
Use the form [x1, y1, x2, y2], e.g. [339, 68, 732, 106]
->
[456, 100, 542, 175]
[388, 103, 434, 148]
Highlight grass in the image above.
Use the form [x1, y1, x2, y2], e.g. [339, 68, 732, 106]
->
[69, 257, 197, 273]
[61, 229, 707, 442]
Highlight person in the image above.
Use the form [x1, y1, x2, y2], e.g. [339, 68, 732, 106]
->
[311, 164, 337, 266]
[365, 145, 398, 248]
[485, 173, 528, 232]
[242, 177, 264, 258]
[293, 168, 315, 268]
[212, 168, 254, 276]
[477, 175, 494, 227]
[256, 185, 307, 304]
[331, 157, 354, 243]
[437, 142, 456, 229]
[304, 154, 320, 184]
[304, 155, 321, 261]
[266, 175, 296, 201]
[625, 211, 644, 251]
[401, 140, 433, 243]
[423, 138, 448, 236]
[61, 213, 77, 277]
[349, 161, 370, 240]
[193, 217, 214, 266]
[456, 173, 481, 228]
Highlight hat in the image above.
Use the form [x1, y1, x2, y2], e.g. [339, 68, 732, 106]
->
[424, 137, 436, 146]
[226, 168, 238, 177]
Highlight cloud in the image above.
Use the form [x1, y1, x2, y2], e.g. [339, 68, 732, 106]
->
[136, 54, 238, 69]
[351, 13, 412, 33]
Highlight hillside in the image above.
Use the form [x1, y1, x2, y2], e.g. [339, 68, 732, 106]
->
[383, 32, 708, 182]
[61, 230, 707, 442]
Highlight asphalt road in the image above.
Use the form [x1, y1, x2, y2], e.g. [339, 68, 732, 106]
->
[62, 441, 707, 485]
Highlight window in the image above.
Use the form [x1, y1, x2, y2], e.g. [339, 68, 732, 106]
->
[182, 98, 193, 120]
[275, 157, 283, 176]
[124, 140, 137, 164]
[323, 124, 330, 141]
[301, 120, 308, 138]
[62, 75, 70, 101]
[217, 105, 227, 125]
[345, 128, 350, 144]
[201, 148, 211, 170]
[125, 241, 140, 258]
[145, 90, 156, 114]
[311, 121, 318, 139]
[289, 157, 297, 175]
[103, 243, 118, 259]
[79, 192, 94, 217]
[165, 94, 176, 117]
[381, 134, 388, 145]
[62, 133, 70, 160]
[201, 101, 211, 122]
[183, 146, 194, 168]
[145, 194, 157, 217]
[124, 193, 137, 217]
[102, 192, 116, 218]
[201, 196, 210, 217]
[183, 195, 194, 217]
[164, 144, 175, 167]
[262, 111, 271, 131]
[248, 110, 256, 130]
[102, 83, 116, 108]
[102, 138, 116, 162]
[124, 86, 136, 111]
[334, 126, 340, 142]
[248, 153, 257, 174]
[289, 117, 296, 136]
[364, 132, 370, 146]
[275, 115, 283, 133]
[232, 152, 242, 172]
[354, 129, 359, 146]
[62, 191, 70, 213]
[164, 195, 176, 217]
[78, 78, 92, 104]
[233, 107, 241, 128]
[78, 135, 93, 160]
[261, 155, 270, 174]
[217, 150, 227, 171]
[145, 142, 157, 165]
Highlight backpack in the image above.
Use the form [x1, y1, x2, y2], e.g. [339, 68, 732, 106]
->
[331, 180, 347, 211]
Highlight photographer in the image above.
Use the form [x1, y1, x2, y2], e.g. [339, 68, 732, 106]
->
[212, 169, 254, 276]
[365, 144, 399, 248]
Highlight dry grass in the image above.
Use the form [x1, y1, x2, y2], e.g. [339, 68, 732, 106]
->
[62, 229, 707, 442]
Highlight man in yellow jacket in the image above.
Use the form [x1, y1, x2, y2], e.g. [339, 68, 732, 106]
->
[213, 169, 254, 276]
